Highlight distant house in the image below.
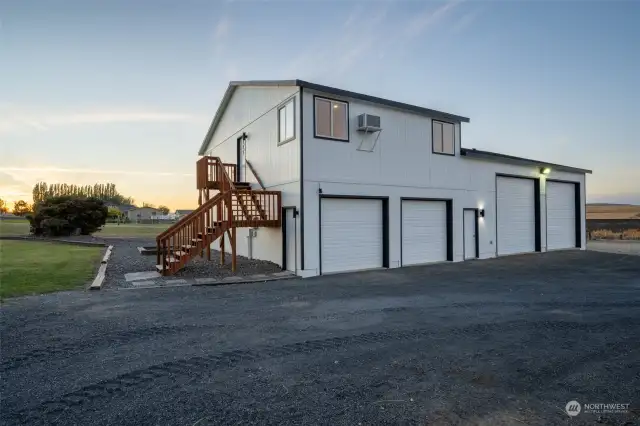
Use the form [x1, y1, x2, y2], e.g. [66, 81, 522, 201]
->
[175, 209, 194, 218]
[107, 204, 137, 214]
[126, 207, 162, 222]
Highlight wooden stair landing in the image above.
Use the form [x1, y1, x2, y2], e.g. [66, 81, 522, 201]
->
[156, 166, 281, 276]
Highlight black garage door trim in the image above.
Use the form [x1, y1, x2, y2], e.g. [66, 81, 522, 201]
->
[400, 197, 453, 264]
[495, 174, 542, 255]
[318, 194, 389, 275]
[545, 178, 582, 248]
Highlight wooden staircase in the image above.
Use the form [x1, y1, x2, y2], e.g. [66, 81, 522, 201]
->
[156, 157, 281, 276]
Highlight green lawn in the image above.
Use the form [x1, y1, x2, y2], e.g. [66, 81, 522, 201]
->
[0, 240, 104, 298]
[0, 219, 170, 238]
[0, 219, 29, 236]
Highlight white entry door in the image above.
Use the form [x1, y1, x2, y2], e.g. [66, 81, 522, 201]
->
[463, 209, 477, 259]
[320, 198, 383, 274]
[497, 176, 536, 255]
[401, 200, 447, 266]
[546, 181, 577, 250]
[284, 208, 297, 272]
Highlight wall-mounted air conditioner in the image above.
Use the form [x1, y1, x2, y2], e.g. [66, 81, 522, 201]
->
[357, 114, 382, 132]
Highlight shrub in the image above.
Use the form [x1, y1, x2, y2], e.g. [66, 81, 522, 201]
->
[27, 196, 108, 237]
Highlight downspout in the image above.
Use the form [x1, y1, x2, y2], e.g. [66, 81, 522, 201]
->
[247, 230, 253, 260]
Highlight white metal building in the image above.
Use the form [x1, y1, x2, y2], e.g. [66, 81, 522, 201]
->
[199, 80, 591, 278]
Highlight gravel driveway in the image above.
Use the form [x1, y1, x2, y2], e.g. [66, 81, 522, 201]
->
[102, 238, 282, 289]
[1, 250, 639, 425]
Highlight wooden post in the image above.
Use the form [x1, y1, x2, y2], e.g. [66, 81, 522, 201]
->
[220, 233, 225, 265]
[231, 226, 237, 272]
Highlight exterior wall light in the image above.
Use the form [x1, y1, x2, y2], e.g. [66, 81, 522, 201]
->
[540, 167, 551, 175]
[479, 209, 485, 218]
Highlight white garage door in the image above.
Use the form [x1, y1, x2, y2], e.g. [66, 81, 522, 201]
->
[546, 181, 576, 250]
[497, 177, 536, 255]
[401, 200, 447, 265]
[321, 198, 383, 274]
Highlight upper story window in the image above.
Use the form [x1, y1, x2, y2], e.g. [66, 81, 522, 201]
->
[432, 120, 455, 155]
[314, 96, 349, 141]
[278, 99, 295, 145]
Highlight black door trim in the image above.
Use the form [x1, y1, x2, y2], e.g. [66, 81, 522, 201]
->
[236, 136, 243, 182]
[400, 197, 453, 266]
[318, 195, 389, 275]
[463, 208, 479, 260]
[495, 174, 542, 255]
[545, 179, 582, 248]
[299, 86, 305, 271]
[281, 206, 298, 273]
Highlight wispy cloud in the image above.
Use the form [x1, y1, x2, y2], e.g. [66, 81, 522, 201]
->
[214, 16, 230, 41]
[285, 0, 467, 81]
[451, 9, 479, 34]
[0, 109, 203, 134]
[284, 3, 389, 80]
[212, 16, 231, 55]
[404, 0, 461, 39]
[0, 172, 32, 201]
[0, 167, 194, 177]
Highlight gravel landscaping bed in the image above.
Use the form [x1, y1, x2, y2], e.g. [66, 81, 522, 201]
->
[102, 238, 283, 289]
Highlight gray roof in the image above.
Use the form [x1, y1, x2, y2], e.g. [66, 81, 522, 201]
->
[175, 209, 194, 214]
[198, 79, 471, 155]
[460, 148, 592, 174]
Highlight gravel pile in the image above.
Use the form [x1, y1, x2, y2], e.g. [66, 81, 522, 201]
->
[172, 248, 282, 279]
[102, 238, 282, 289]
[102, 238, 157, 289]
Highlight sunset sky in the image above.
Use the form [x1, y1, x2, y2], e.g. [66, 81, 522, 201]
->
[1, 0, 639, 210]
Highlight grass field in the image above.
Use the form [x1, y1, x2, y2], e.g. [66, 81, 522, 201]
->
[0, 240, 104, 298]
[587, 204, 640, 219]
[0, 219, 170, 238]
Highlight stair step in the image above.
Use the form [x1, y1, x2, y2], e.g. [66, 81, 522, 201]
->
[174, 250, 188, 257]
[192, 238, 202, 243]
[165, 256, 179, 263]
[181, 244, 193, 250]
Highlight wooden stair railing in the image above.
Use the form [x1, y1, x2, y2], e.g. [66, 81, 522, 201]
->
[156, 192, 229, 275]
[158, 156, 281, 276]
[156, 188, 281, 276]
[245, 159, 267, 219]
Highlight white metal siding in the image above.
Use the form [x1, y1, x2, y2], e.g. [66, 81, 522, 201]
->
[401, 200, 447, 265]
[321, 198, 383, 274]
[546, 181, 576, 250]
[497, 177, 536, 255]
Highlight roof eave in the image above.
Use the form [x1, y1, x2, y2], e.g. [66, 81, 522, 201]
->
[297, 80, 470, 123]
[460, 148, 592, 174]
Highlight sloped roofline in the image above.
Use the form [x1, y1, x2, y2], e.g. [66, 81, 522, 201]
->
[460, 148, 592, 174]
[197, 79, 471, 155]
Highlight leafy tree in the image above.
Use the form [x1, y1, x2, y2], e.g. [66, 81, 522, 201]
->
[32, 181, 134, 206]
[142, 202, 155, 208]
[27, 196, 108, 236]
[0, 198, 8, 214]
[12, 200, 31, 216]
[157, 205, 170, 215]
[107, 207, 122, 219]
